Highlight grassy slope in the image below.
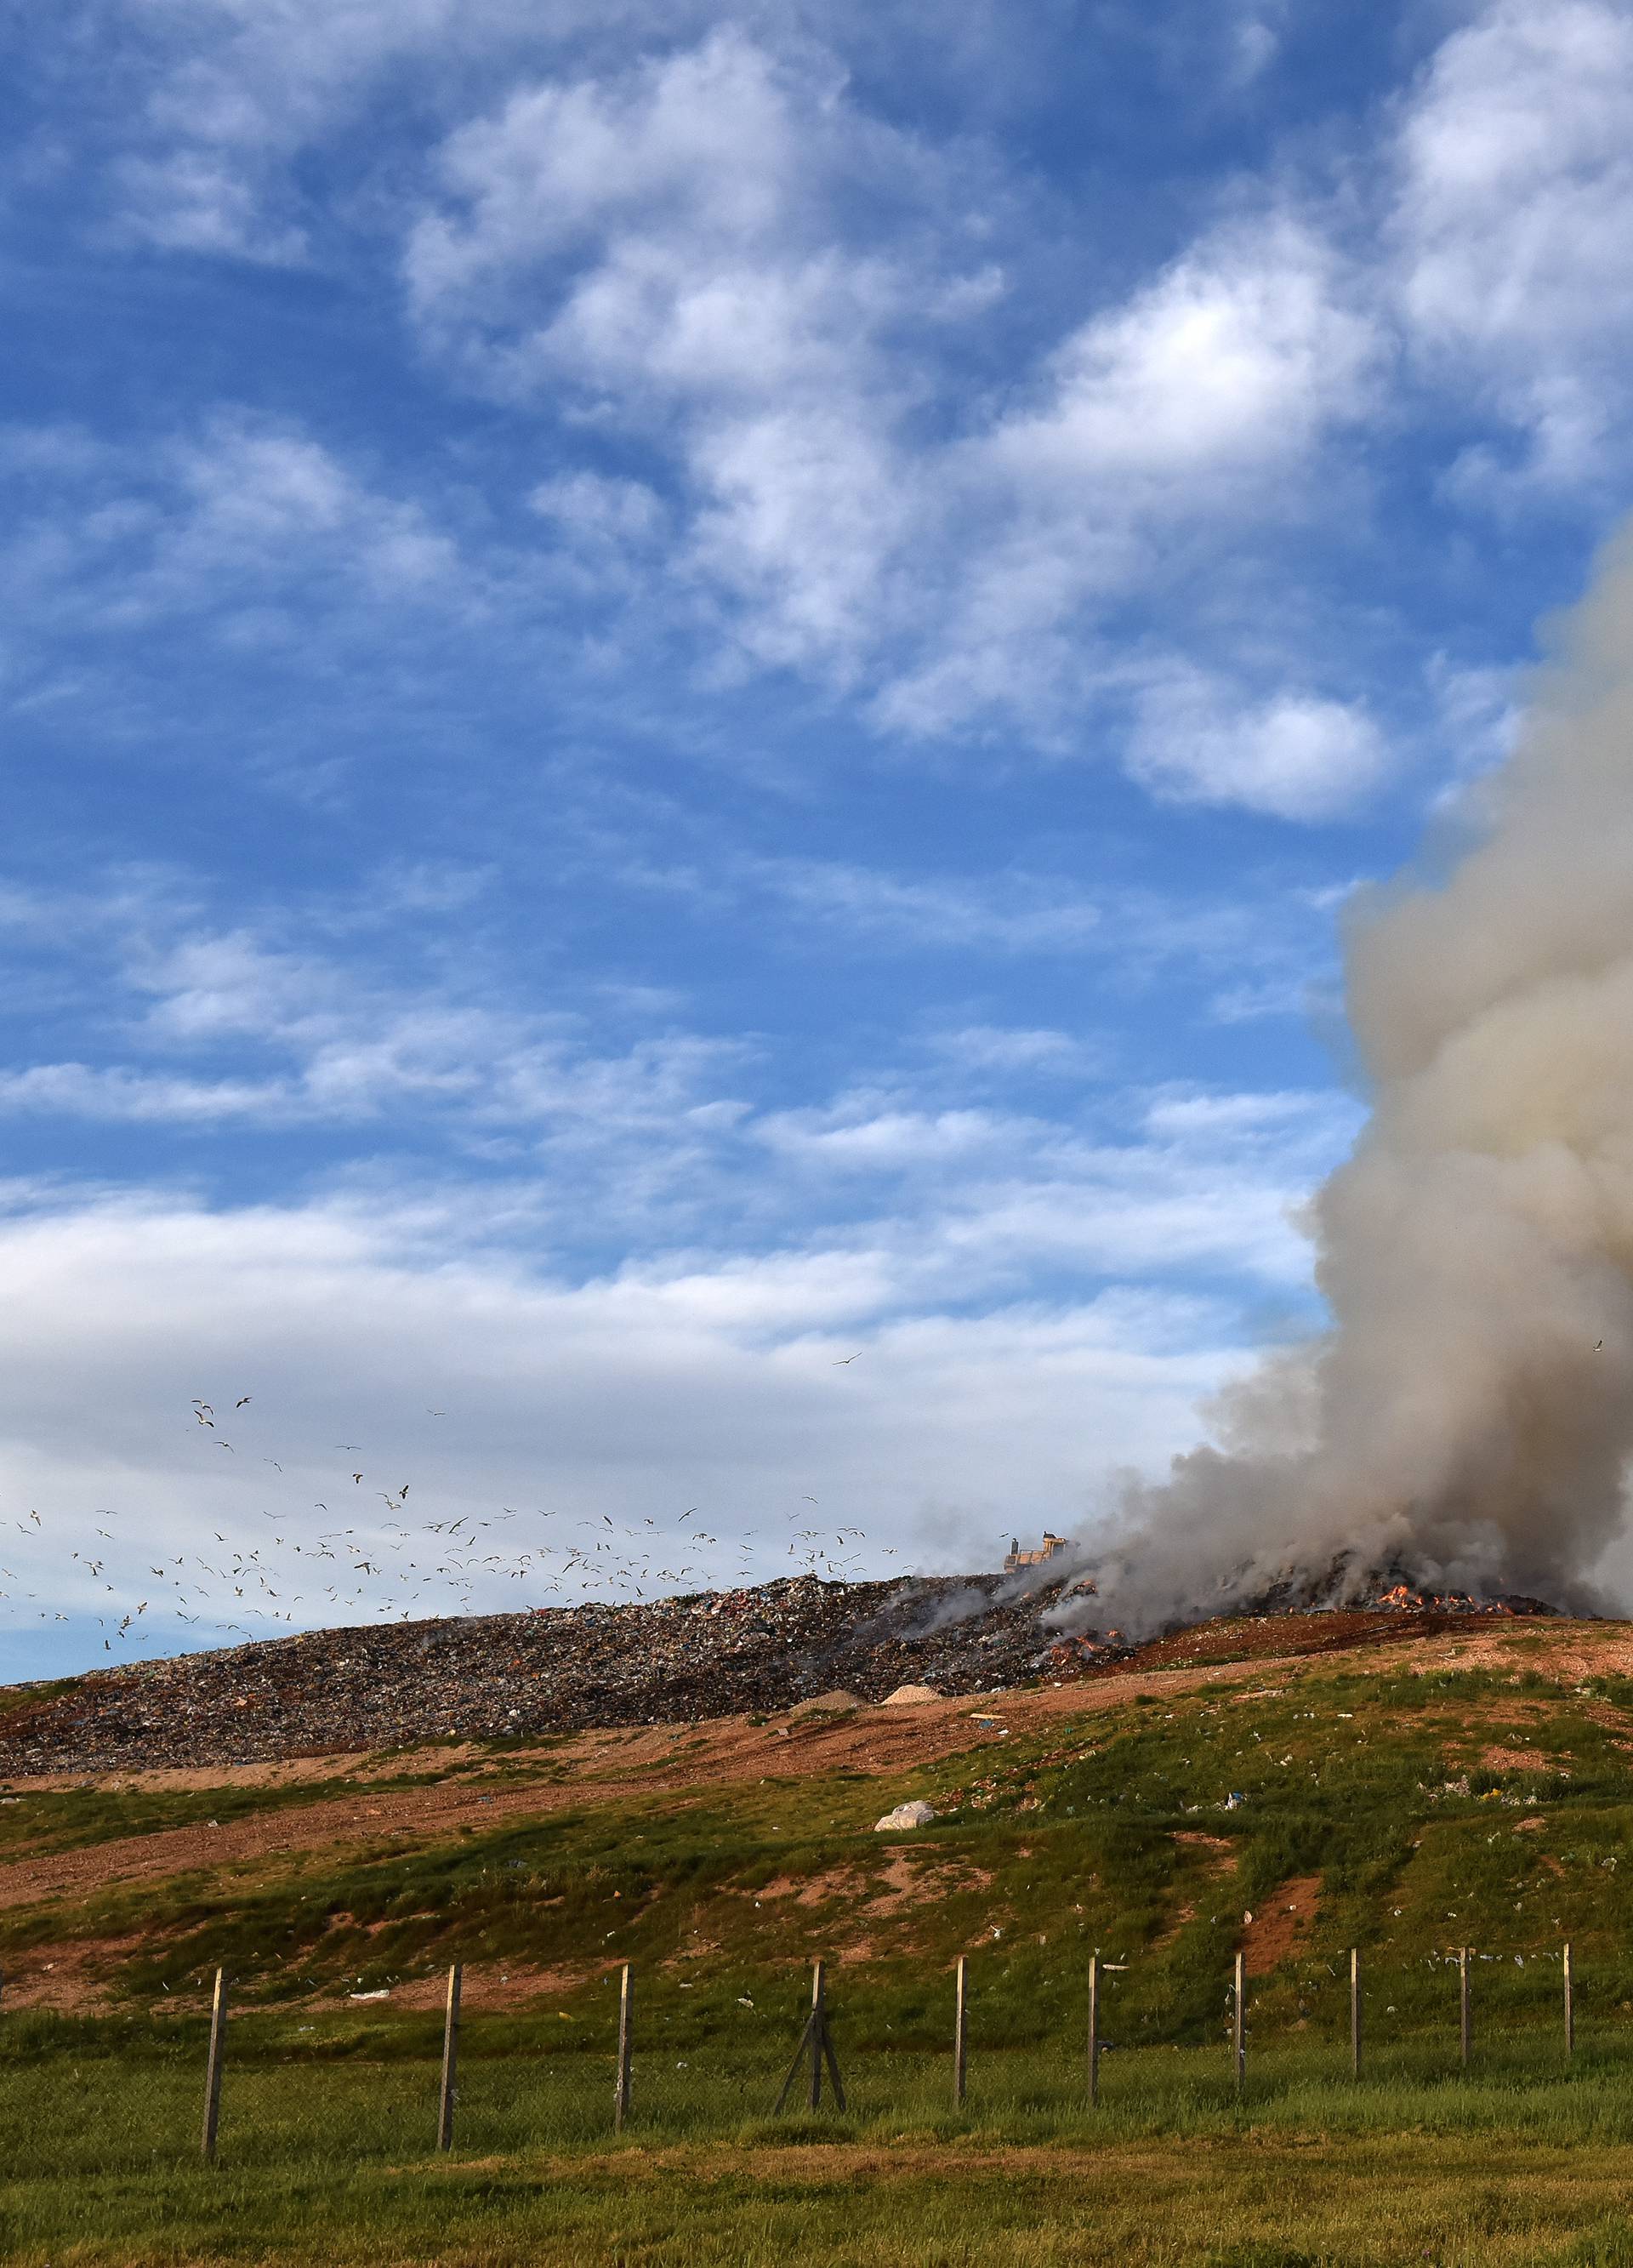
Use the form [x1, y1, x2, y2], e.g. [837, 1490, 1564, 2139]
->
[7, 1620, 1633, 2262]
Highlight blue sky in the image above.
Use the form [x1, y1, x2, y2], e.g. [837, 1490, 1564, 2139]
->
[5, 0, 1633, 1673]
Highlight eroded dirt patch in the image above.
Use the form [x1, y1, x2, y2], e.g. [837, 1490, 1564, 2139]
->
[1242, 1875, 1322, 1975]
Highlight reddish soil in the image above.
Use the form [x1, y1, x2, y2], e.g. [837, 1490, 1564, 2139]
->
[1111, 1608, 1537, 1674]
[2, 1617, 1627, 1929]
[1241, 1875, 1323, 1975]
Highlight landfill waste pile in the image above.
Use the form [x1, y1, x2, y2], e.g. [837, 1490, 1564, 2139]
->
[0, 1573, 1115, 1775]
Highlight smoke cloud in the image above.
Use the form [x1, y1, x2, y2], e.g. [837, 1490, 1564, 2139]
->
[1076, 527, 1633, 1636]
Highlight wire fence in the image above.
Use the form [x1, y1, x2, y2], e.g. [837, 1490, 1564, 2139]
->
[127, 1934, 1633, 2164]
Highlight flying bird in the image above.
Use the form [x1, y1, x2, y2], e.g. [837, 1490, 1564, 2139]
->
[832, 1353, 861, 1365]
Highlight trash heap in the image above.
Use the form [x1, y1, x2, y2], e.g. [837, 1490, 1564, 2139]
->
[0, 1573, 1109, 1775]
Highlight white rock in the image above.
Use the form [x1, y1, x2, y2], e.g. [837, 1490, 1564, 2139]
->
[874, 1800, 936, 1832]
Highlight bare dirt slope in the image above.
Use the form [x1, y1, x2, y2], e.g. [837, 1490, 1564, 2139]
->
[3, 1613, 1625, 1916]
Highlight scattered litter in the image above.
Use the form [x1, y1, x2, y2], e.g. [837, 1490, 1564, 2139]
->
[347, 1989, 390, 2002]
[874, 1799, 936, 1832]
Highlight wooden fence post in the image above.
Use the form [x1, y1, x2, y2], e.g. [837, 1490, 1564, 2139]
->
[1087, 1952, 1100, 2106]
[201, 1968, 228, 2164]
[1564, 1941, 1574, 2060]
[808, 1958, 826, 2111]
[437, 1963, 462, 2151]
[1350, 1947, 1362, 2078]
[953, 1955, 968, 2106]
[1458, 1947, 1471, 2071]
[1233, 1952, 1245, 2094]
[615, 1962, 633, 2131]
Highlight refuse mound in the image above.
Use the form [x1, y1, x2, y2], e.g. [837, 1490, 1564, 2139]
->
[0, 1573, 1085, 1775]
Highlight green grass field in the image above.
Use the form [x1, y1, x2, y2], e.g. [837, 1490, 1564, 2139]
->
[9, 1631, 1633, 2259]
[10, 2026, 1633, 2264]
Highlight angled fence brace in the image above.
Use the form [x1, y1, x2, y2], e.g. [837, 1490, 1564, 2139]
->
[773, 1958, 845, 2114]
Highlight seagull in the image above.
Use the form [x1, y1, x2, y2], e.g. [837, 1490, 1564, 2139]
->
[236, 1396, 252, 1409]
[832, 1353, 861, 1365]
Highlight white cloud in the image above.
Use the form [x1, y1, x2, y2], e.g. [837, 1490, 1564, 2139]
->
[400, 34, 1397, 806]
[759, 858, 1105, 950]
[0, 414, 469, 687]
[529, 470, 667, 547]
[1126, 669, 1392, 821]
[0, 868, 1355, 1285]
[927, 1025, 1101, 1077]
[101, 0, 580, 259]
[0, 1163, 1296, 1659]
[0, 1064, 292, 1122]
[42, 2, 1633, 821]
[986, 218, 1378, 493]
[1391, 0, 1633, 487]
[407, 31, 948, 684]
[0, 859, 1360, 1667]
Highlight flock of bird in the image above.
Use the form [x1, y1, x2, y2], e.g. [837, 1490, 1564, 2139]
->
[3, 1381, 902, 1655]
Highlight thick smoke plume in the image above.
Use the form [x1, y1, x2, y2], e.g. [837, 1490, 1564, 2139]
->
[1077, 530, 1633, 1638]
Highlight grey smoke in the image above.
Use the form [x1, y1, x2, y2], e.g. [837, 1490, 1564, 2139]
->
[1070, 527, 1633, 1638]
